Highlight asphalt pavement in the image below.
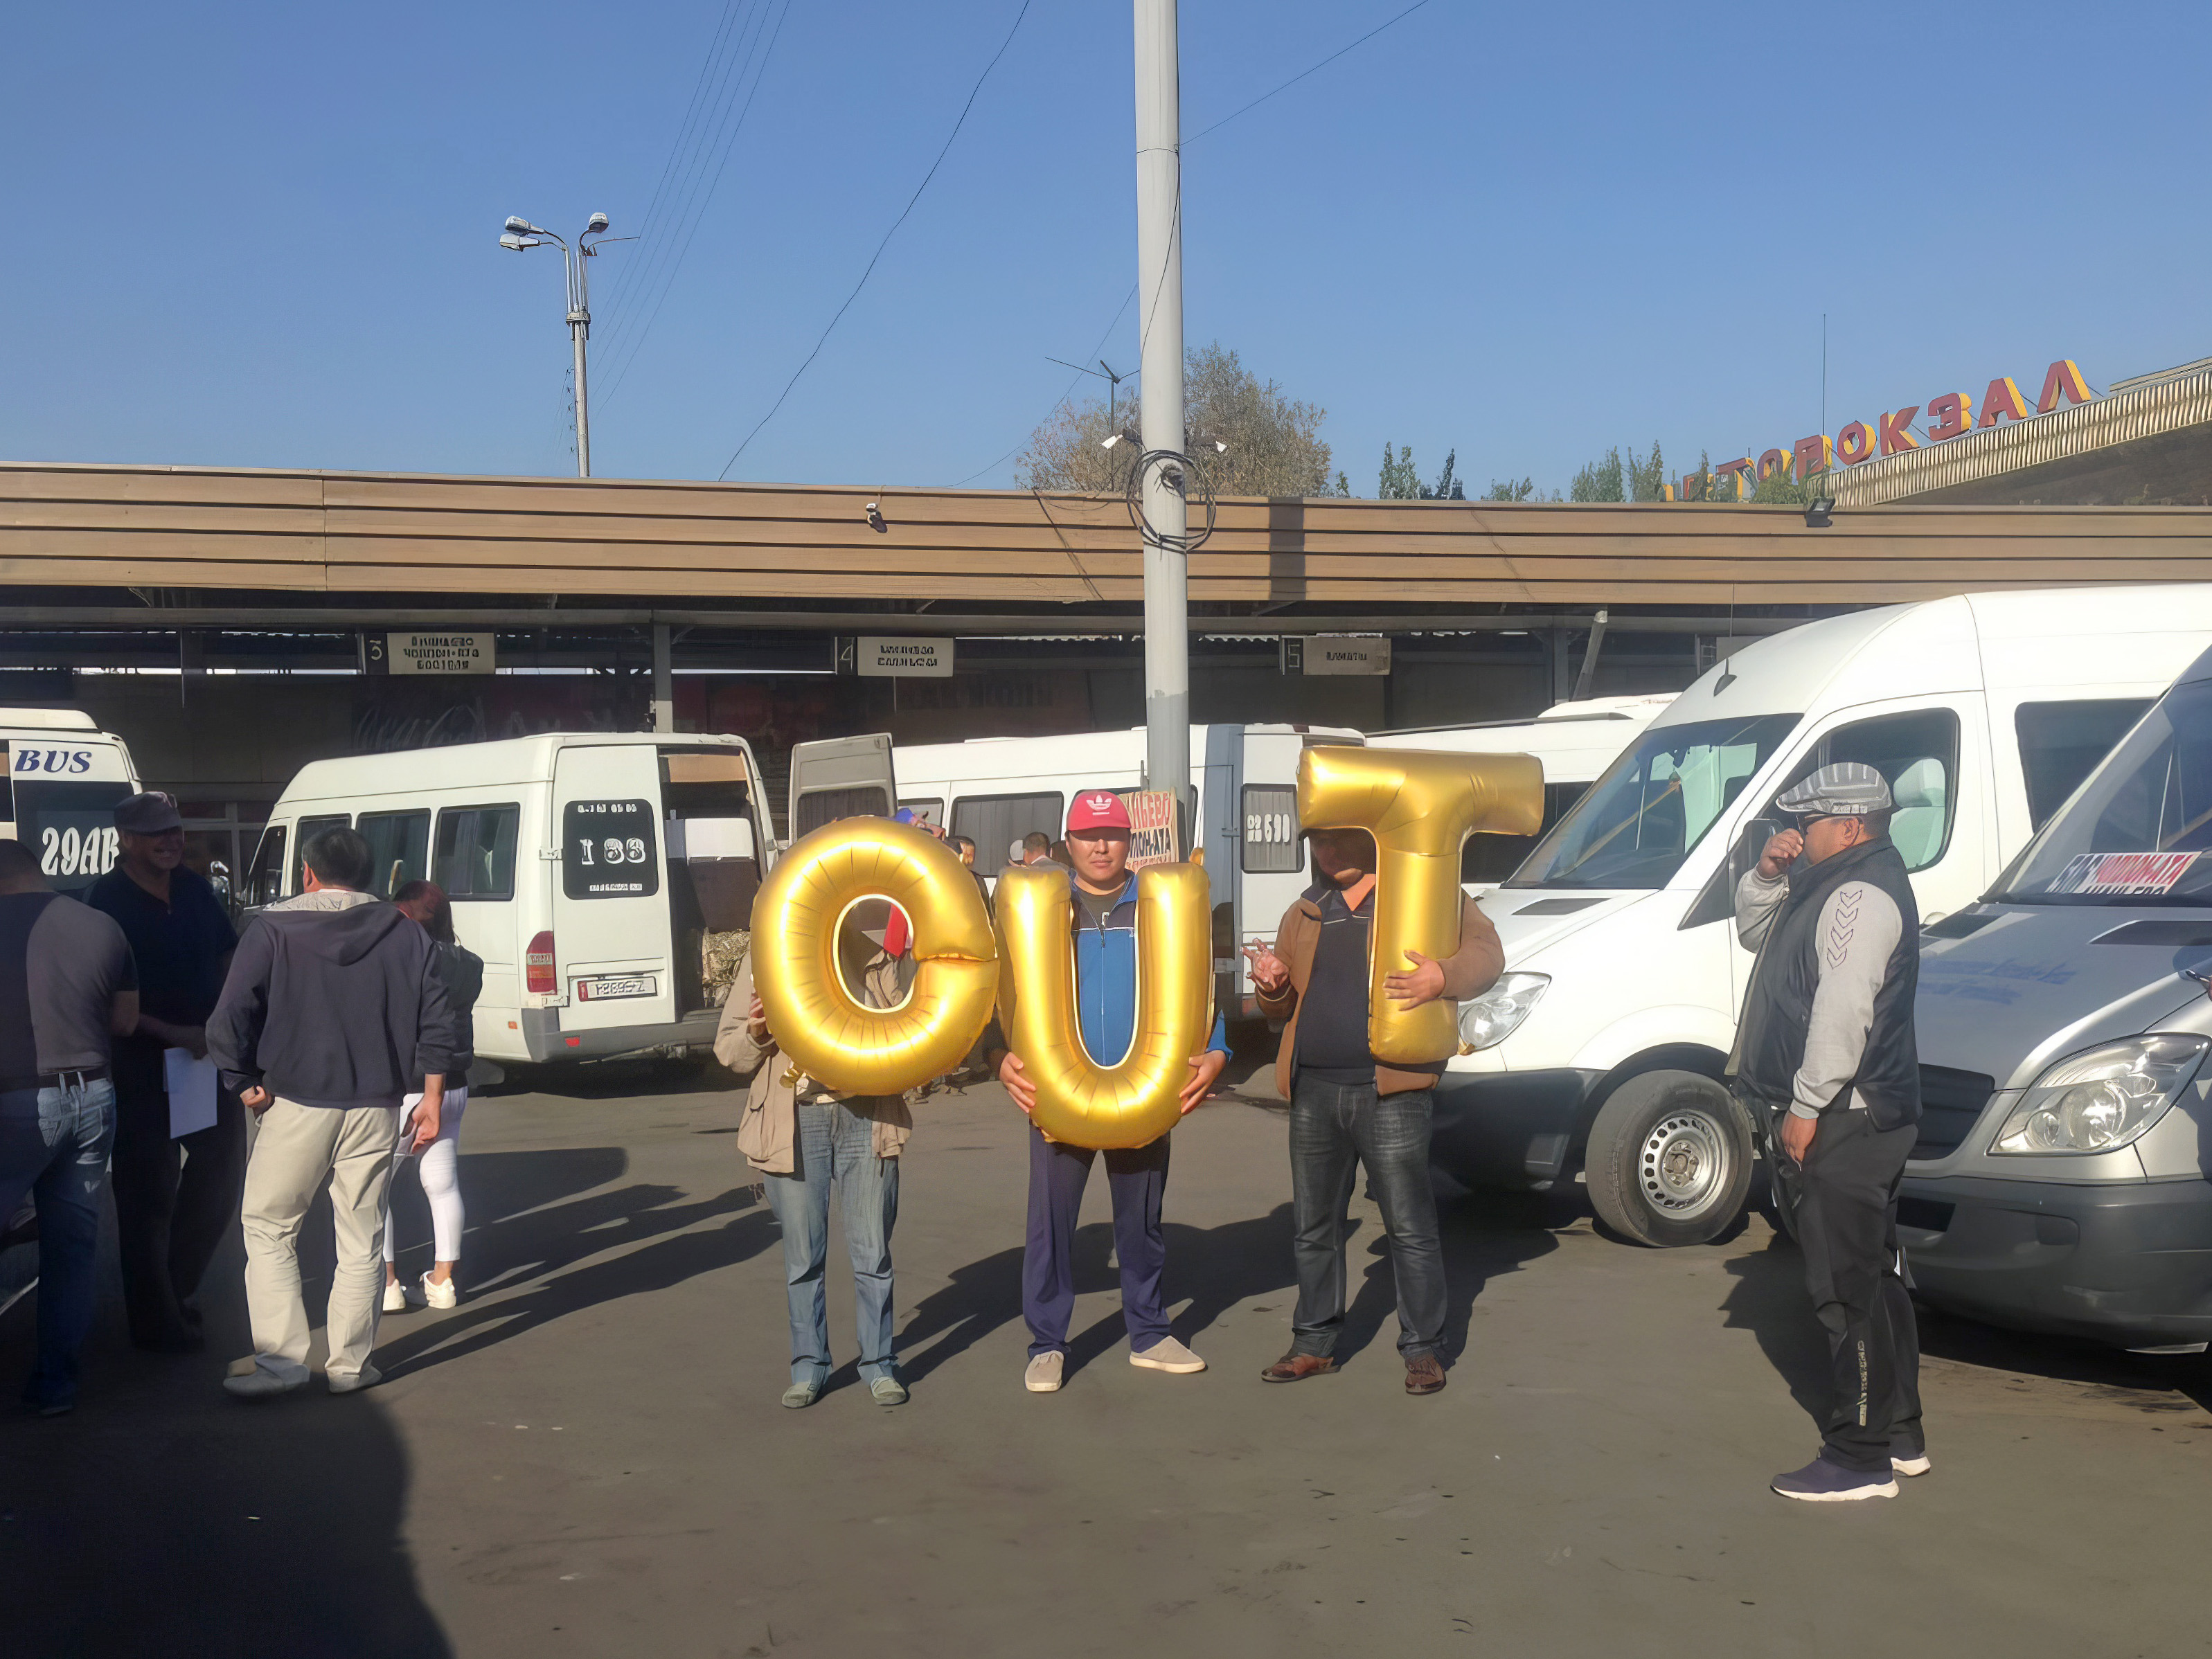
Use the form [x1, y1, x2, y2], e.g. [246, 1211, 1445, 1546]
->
[4, 1058, 2211, 1659]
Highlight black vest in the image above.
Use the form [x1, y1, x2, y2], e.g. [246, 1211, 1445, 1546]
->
[1732, 837, 1921, 1131]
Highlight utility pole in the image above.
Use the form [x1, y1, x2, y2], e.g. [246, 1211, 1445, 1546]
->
[1132, 0, 1188, 816]
[501, 213, 614, 478]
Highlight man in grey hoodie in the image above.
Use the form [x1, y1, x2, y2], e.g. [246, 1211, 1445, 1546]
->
[208, 827, 455, 1399]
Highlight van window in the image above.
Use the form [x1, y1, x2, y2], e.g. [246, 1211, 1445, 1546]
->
[434, 805, 521, 901]
[898, 798, 945, 829]
[357, 810, 431, 898]
[292, 814, 351, 893]
[247, 825, 286, 907]
[12, 781, 129, 896]
[1241, 784, 1301, 874]
[794, 786, 891, 837]
[952, 793, 1066, 870]
[2015, 699, 2152, 830]
[1465, 783, 1587, 884]
[1509, 716, 1799, 890]
[562, 798, 659, 899]
[1773, 708, 1960, 873]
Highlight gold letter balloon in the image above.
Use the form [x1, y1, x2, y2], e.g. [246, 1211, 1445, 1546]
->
[993, 862, 1213, 1149]
[749, 818, 997, 1097]
[1297, 746, 1542, 1065]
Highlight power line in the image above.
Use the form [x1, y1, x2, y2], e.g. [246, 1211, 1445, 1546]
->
[951, 285, 1138, 488]
[718, 0, 1035, 481]
[1182, 0, 1435, 146]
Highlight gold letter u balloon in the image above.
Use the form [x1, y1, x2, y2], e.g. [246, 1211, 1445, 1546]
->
[1298, 745, 1543, 1066]
[993, 862, 1214, 1150]
[749, 818, 998, 1097]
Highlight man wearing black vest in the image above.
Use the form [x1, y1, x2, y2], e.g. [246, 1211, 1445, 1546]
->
[1733, 762, 1925, 1503]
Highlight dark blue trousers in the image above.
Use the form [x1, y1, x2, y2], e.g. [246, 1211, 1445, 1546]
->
[1022, 1124, 1170, 1357]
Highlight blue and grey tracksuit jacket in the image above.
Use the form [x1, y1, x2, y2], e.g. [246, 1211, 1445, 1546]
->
[1072, 873, 1229, 1066]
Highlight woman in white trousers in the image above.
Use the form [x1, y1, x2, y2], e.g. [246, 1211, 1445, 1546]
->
[382, 882, 483, 1312]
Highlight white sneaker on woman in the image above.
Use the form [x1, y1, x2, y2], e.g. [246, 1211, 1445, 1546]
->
[420, 1273, 458, 1310]
[381, 1280, 412, 1314]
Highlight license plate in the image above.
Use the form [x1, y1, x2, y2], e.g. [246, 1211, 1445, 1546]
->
[576, 975, 657, 1002]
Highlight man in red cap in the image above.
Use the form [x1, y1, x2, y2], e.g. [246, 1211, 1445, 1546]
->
[990, 789, 1228, 1393]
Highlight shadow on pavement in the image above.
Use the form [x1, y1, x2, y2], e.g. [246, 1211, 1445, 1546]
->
[376, 1147, 771, 1377]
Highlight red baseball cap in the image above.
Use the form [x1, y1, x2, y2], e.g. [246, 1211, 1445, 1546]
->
[1067, 790, 1132, 834]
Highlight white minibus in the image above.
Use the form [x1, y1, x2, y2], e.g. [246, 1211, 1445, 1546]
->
[889, 723, 1362, 1019]
[1371, 694, 1672, 886]
[254, 733, 775, 1066]
[1439, 586, 2212, 1247]
[1, 710, 141, 895]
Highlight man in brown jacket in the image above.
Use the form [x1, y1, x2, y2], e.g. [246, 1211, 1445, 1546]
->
[1243, 827, 1504, 1395]
[715, 908, 913, 1410]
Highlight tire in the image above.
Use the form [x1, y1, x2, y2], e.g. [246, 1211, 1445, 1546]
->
[1585, 1070, 1755, 1248]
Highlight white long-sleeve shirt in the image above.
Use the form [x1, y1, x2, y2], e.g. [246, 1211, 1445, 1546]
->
[1734, 867, 1907, 1120]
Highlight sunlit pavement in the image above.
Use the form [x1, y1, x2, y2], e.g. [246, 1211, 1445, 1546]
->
[6, 1059, 2211, 1658]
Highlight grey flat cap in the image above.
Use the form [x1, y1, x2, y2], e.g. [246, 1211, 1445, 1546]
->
[114, 790, 184, 834]
[1775, 762, 1891, 818]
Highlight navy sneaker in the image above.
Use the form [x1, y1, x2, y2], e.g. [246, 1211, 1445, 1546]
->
[1891, 1440, 1931, 1477]
[1771, 1456, 1898, 1502]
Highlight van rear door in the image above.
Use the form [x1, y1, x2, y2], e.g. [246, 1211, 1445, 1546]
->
[2, 737, 134, 895]
[787, 733, 896, 840]
[551, 743, 678, 1036]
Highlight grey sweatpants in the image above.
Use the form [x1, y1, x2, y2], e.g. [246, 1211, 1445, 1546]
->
[240, 1097, 403, 1381]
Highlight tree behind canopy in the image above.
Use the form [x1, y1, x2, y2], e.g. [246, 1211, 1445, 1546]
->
[1015, 343, 1332, 497]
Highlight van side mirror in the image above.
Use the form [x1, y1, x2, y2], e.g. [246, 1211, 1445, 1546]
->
[208, 859, 232, 909]
[1731, 817, 1782, 889]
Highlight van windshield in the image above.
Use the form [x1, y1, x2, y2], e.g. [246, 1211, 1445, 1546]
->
[1991, 679, 2212, 906]
[1504, 715, 1799, 890]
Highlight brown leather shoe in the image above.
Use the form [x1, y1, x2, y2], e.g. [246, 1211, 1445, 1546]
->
[1260, 1352, 1337, 1383]
[1404, 1354, 1446, 1395]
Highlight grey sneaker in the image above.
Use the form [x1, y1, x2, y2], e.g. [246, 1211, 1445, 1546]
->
[781, 1381, 823, 1410]
[328, 1365, 383, 1395]
[1772, 1456, 1898, 1502]
[222, 1355, 310, 1401]
[870, 1376, 909, 1406]
[1024, 1352, 1064, 1393]
[1130, 1336, 1206, 1374]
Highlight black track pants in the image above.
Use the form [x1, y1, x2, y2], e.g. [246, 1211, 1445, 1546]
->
[1794, 1111, 1923, 1472]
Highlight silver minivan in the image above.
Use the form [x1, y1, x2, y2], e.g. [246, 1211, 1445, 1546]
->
[1901, 644, 2212, 1352]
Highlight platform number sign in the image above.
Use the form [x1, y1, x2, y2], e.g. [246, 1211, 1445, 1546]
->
[562, 799, 659, 899]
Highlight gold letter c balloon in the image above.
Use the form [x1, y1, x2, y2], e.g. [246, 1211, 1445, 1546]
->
[1297, 746, 1542, 1066]
[750, 818, 997, 1097]
[994, 863, 1213, 1149]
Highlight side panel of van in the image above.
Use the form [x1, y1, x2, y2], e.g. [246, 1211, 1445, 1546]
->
[550, 744, 677, 1036]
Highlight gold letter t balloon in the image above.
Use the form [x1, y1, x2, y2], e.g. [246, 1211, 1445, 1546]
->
[1297, 746, 1542, 1065]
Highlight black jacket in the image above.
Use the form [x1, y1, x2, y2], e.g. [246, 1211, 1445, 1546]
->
[431, 938, 484, 1085]
[1731, 838, 1922, 1131]
[210, 893, 456, 1109]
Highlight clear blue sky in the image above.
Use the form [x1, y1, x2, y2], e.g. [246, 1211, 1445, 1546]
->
[8, 1, 2207, 495]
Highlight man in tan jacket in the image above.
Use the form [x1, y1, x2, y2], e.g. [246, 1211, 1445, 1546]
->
[715, 909, 913, 1410]
[1243, 828, 1503, 1395]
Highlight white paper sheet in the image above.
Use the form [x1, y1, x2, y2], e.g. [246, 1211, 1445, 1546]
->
[164, 1049, 220, 1139]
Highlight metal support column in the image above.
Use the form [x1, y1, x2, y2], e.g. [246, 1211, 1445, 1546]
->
[1133, 0, 1188, 809]
[650, 622, 672, 733]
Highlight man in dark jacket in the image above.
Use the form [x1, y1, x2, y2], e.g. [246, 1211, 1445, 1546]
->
[208, 827, 455, 1399]
[1245, 827, 1504, 1396]
[1732, 762, 1925, 1502]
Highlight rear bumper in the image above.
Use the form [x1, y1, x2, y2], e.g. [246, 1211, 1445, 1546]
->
[517, 1007, 724, 1065]
[1899, 1172, 2212, 1350]
[1431, 1068, 1607, 1190]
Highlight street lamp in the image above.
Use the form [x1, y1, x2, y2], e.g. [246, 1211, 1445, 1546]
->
[501, 213, 614, 477]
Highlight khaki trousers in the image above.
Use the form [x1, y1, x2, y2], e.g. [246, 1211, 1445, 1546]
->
[240, 1097, 403, 1381]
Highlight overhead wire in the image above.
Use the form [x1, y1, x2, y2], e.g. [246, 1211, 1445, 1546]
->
[949, 284, 1137, 488]
[717, 0, 1036, 481]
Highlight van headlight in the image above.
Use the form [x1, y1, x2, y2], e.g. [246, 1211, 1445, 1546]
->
[1990, 1034, 2209, 1156]
[1459, 973, 1550, 1052]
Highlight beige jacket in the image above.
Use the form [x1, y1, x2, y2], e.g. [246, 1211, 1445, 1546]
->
[713, 953, 913, 1174]
[1257, 888, 1504, 1099]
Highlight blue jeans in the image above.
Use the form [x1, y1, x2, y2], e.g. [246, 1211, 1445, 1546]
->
[1287, 1075, 1445, 1359]
[0, 1079, 116, 1408]
[762, 1097, 900, 1388]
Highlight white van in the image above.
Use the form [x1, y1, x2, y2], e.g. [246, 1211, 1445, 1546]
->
[1, 710, 141, 895]
[254, 733, 774, 1066]
[1371, 694, 1673, 885]
[1438, 586, 2212, 1246]
[891, 723, 1363, 1019]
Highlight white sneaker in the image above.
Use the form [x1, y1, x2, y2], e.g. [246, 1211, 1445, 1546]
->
[381, 1280, 411, 1314]
[420, 1272, 458, 1310]
[1130, 1336, 1206, 1374]
[222, 1355, 310, 1401]
[328, 1364, 383, 1395]
[1024, 1352, 1064, 1393]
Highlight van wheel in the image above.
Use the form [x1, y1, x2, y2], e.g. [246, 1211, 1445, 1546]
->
[1585, 1070, 1754, 1248]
